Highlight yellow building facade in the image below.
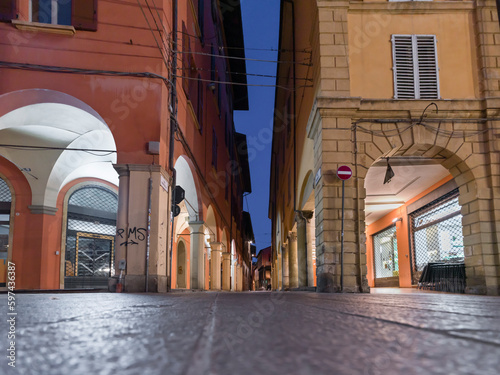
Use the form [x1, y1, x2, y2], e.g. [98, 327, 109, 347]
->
[270, 0, 500, 295]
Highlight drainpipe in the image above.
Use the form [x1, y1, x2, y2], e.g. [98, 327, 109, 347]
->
[168, 0, 178, 292]
[353, 125, 363, 291]
[146, 174, 153, 292]
[284, 0, 297, 215]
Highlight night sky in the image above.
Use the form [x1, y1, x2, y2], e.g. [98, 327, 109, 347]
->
[234, 0, 280, 254]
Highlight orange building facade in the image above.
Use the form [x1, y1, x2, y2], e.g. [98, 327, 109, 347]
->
[0, 0, 253, 292]
[270, 0, 500, 295]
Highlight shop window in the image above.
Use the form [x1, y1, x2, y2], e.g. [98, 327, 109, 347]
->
[64, 186, 118, 289]
[392, 34, 439, 99]
[373, 225, 398, 279]
[30, 0, 97, 30]
[410, 189, 464, 275]
[0, 178, 12, 262]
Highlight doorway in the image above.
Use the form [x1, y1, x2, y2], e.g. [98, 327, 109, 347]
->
[64, 186, 118, 289]
[177, 240, 187, 288]
[373, 225, 399, 287]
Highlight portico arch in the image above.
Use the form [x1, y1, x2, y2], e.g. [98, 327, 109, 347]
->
[0, 89, 118, 290]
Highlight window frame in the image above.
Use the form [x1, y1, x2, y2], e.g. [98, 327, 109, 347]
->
[28, 0, 97, 31]
[392, 34, 440, 100]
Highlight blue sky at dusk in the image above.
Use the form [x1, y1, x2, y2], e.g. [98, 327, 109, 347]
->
[234, 0, 281, 253]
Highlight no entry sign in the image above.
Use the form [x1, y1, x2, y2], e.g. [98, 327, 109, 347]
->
[337, 165, 352, 181]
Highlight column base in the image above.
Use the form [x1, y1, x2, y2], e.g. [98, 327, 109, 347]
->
[316, 272, 369, 293]
[108, 275, 168, 293]
[290, 287, 316, 292]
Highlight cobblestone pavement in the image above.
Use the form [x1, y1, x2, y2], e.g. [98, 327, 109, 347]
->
[0, 291, 499, 375]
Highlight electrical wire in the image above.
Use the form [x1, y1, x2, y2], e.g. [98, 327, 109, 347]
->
[175, 48, 312, 66]
[352, 118, 498, 139]
[176, 30, 311, 54]
[0, 144, 117, 155]
[0, 61, 172, 85]
[174, 73, 312, 91]
[174, 63, 313, 81]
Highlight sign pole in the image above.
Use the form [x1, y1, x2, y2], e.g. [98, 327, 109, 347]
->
[341, 179, 345, 292]
[336, 165, 352, 293]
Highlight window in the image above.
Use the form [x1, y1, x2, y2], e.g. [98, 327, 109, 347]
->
[410, 189, 463, 273]
[0, 1, 15, 22]
[286, 96, 292, 143]
[225, 173, 229, 200]
[212, 128, 218, 170]
[211, 0, 218, 24]
[29, 1, 97, 30]
[0, 178, 12, 267]
[224, 114, 229, 147]
[211, 44, 216, 83]
[373, 226, 398, 279]
[197, 75, 204, 133]
[65, 186, 118, 289]
[392, 35, 439, 99]
[217, 79, 222, 116]
[288, 170, 291, 203]
[197, 0, 204, 43]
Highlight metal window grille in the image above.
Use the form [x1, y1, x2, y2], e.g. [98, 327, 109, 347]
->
[0, 178, 11, 202]
[65, 186, 118, 289]
[373, 225, 399, 279]
[410, 189, 464, 283]
[0, 178, 11, 260]
[69, 186, 118, 212]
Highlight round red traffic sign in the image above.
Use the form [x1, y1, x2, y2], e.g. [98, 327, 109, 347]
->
[337, 165, 353, 181]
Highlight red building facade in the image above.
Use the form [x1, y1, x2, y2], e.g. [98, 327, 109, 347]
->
[0, 0, 253, 292]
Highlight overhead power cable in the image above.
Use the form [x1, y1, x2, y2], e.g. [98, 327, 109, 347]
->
[176, 30, 311, 54]
[174, 64, 313, 81]
[175, 49, 312, 66]
[174, 74, 312, 91]
[0, 61, 172, 84]
[0, 144, 117, 155]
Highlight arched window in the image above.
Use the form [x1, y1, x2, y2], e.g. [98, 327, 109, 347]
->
[0, 178, 12, 260]
[64, 186, 118, 289]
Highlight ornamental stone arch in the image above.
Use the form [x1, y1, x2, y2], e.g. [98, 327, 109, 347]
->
[312, 110, 500, 295]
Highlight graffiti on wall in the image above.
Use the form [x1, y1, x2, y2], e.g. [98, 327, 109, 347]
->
[117, 227, 147, 246]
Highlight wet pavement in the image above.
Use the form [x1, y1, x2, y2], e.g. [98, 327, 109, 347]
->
[0, 291, 499, 375]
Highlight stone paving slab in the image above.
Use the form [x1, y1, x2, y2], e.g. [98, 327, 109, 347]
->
[0, 291, 499, 375]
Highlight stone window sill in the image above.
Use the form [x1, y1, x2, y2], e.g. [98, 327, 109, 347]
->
[12, 20, 76, 36]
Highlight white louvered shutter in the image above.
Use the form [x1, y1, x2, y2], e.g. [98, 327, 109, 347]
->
[392, 35, 415, 99]
[415, 35, 439, 99]
[392, 35, 440, 99]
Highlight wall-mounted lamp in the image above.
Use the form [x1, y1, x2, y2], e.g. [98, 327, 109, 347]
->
[384, 158, 395, 184]
[392, 217, 403, 223]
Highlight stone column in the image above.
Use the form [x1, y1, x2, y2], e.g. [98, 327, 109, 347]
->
[288, 232, 298, 289]
[210, 242, 222, 290]
[222, 252, 231, 291]
[281, 243, 289, 290]
[114, 165, 130, 277]
[235, 263, 240, 291]
[296, 211, 313, 288]
[189, 221, 205, 290]
[307, 212, 316, 287]
[113, 164, 169, 292]
[277, 252, 282, 290]
[239, 264, 244, 291]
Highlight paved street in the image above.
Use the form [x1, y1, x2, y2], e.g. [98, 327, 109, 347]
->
[0, 291, 499, 375]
